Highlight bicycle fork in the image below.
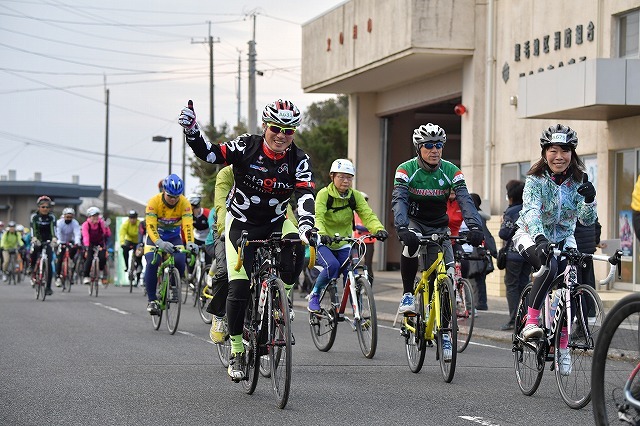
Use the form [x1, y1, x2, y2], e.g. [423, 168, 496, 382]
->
[339, 271, 361, 330]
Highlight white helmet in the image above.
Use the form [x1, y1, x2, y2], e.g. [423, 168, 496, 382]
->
[330, 159, 355, 176]
[16, 224, 24, 232]
[412, 123, 447, 148]
[261, 99, 302, 127]
[62, 207, 75, 216]
[87, 206, 100, 217]
[187, 193, 201, 207]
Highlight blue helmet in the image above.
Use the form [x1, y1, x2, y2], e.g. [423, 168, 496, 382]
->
[163, 174, 184, 196]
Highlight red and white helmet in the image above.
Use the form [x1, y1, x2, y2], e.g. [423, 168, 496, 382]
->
[261, 99, 302, 127]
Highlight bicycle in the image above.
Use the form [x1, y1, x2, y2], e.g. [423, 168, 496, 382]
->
[308, 234, 382, 359]
[150, 246, 195, 335]
[125, 243, 142, 293]
[234, 231, 311, 409]
[197, 261, 215, 324]
[72, 246, 84, 287]
[88, 246, 108, 297]
[5, 249, 21, 285]
[58, 243, 74, 292]
[32, 241, 52, 301]
[452, 246, 480, 353]
[591, 286, 640, 424]
[185, 246, 206, 307]
[399, 232, 458, 383]
[512, 246, 620, 409]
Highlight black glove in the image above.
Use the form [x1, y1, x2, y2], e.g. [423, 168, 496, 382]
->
[535, 235, 550, 266]
[302, 227, 318, 247]
[374, 230, 389, 241]
[466, 227, 485, 247]
[397, 227, 419, 254]
[577, 179, 596, 203]
[319, 235, 332, 245]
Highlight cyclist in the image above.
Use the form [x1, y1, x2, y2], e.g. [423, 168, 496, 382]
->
[186, 193, 212, 279]
[512, 124, 597, 376]
[180, 98, 316, 380]
[392, 123, 484, 360]
[119, 210, 143, 283]
[1, 221, 24, 281]
[81, 207, 111, 286]
[54, 207, 81, 287]
[307, 159, 388, 312]
[143, 174, 197, 314]
[29, 196, 58, 295]
[16, 224, 28, 272]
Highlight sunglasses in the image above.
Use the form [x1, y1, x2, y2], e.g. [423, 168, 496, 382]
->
[420, 142, 444, 150]
[39, 205, 51, 209]
[268, 125, 296, 136]
[165, 194, 180, 200]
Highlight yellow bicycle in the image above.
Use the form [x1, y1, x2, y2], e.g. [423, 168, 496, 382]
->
[400, 232, 458, 383]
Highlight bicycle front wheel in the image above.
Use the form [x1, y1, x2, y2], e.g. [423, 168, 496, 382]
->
[592, 293, 640, 425]
[404, 285, 426, 373]
[309, 283, 337, 352]
[34, 264, 42, 300]
[455, 278, 475, 353]
[269, 278, 292, 409]
[554, 284, 605, 409]
[197, 265, 213, 324]
[437, 276, 457, 383]
[513, 283, 544, 396]
[355, 277, 377, 359]
[40, 261, 49, 301]
[166, 268, 182, 335]
[242, 291, 259, 395]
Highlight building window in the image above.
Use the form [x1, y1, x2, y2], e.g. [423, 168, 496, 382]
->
[619, 9, 640, 58]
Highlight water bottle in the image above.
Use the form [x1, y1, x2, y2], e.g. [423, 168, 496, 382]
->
[257, 280, 268, 316]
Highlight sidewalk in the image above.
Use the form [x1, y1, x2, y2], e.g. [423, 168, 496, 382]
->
[291, 270, 635, 345]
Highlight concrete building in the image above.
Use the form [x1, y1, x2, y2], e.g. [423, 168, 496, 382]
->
[302, 0, 640, 293]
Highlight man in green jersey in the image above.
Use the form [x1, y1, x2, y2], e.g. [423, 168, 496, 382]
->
[392, 123, 484, 360]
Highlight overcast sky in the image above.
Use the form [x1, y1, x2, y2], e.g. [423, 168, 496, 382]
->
[0, 0, 344, 204]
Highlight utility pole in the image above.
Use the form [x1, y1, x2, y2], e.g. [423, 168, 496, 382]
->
[191, 22, 220, 128]
[237, 49, 242, 128]
[103, 78, 109, 217]
[247, 12, 257, 133]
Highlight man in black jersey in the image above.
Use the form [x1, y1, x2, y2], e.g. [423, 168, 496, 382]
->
[29, 195, 57, 295]
[180, 99, 317, 380]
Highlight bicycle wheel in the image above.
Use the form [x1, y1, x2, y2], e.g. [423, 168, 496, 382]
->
[404, 284, 426, 373]
[34, 263, 42, 300]
[513, 283, 544, 396]
[456, 278, 475, 353]
[309, 282, 337, 352]
[197, 266, 213, 324]
[191, 261, 202, 307]
[437, 276, 457, 383]
[216, 315, 231, 368]
[269, 278, 292, 409]
[166, 268, 182, 335]
[554, 284, 605, 409]
[40, 260, 49, 301]
[61, 258, 69, 292]
[355, 277, 377, 359]
[259, 355, 271, 378]
[592, 293, 640, 425]
[89, 259, 96, 296]
[242, 292, 260, 395]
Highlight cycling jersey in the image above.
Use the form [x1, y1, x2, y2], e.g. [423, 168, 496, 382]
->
[119, 219, 140, 245]
[82, 218, 111, 247]
[55, 218, 81, 244]
[192, 207, 211, 242]
[185, 132, 315, 231]
[145, 193, 194, 245]
[30, 212, 56, 241]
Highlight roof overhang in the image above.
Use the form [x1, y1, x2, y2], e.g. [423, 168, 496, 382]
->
[517, 58, 640, 121]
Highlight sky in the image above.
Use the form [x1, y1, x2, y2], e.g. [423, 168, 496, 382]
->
[0, 0, 345, 204]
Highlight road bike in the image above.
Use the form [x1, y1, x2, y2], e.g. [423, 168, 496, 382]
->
[5, 249, 22, 285]
[513, 246, 620, 409]
[308, 234, 383, 359]
[33, 241, 52, 301]
[234, 231, 312, 409]
[72, 246, 84, 286]
[125, 243, 142, 293]
[88, 246, 108, 297]
[452, 245, 479, 353]
[57, 243, 75, 292]
[591, 291, 640, 424]
[399, 232, 458, 383]
[149, 246, 195, 335]
[184, 245, 207, 306]
[197, 261, 216, 324]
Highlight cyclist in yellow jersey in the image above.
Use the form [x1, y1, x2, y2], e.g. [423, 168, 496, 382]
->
[144, 174, 198, 314]
[119, 209, 142, 284]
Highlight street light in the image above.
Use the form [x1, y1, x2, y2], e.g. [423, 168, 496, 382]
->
[152, 136, 173, 175]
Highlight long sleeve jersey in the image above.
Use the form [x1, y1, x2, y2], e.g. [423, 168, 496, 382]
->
[145, 193, 194, 244]
[1, 231, 24, 250]
[81, 218, 111, 247]
[185, 131, 315, 232]
[119, 219, 140, 245]
[30, 213, 56, 241]
[55, 218, 82, 244]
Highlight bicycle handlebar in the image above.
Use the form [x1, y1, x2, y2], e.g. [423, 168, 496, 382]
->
[531, 246, 622, 282]
[234, 231, 314, 272]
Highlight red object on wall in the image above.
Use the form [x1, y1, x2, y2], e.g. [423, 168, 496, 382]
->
[327, 38, 331, 51]
[367, 19, 372, 32]
[339, 32, 344, 44]
[353, 25, 358, 39]
[454, 104, 467, 116]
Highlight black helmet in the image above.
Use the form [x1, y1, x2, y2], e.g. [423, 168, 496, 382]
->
[128, 210, 138, 218]
[540, 124, 578, 149]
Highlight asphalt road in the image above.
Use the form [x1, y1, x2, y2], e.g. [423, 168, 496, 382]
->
[0, 278, 597, 426]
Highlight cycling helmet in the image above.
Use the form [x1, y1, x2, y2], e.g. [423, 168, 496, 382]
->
[540, 124, 578, 149]
[87, 206, 101, 217]
[261, 99, 302, 127]
[37, 195, 52, 206]
[162, 174, 184, 196]
[412, 123, 447, 148]
[330, 159, 355, 176]
[128, 210, 138, 218]
[7, 221, 16, 227]
[62, 207, 75, 216]
[187, 193, 201, 207]
[16, 224, 24, 232]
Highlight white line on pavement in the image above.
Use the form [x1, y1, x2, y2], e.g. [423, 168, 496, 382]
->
[93, 302, 129, 315]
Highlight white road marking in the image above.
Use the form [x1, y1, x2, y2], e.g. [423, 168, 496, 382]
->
[93, 302, 129, 315]
[459, 416, 501, 425]
[177, 330, 215, 345]
[378, 323, 510, 351]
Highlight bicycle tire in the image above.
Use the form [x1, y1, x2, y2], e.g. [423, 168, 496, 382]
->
[592, 292, 640, 425]
[404, 282, 426, 373]
[437, 276, 457, 383]
[197, 264, 213, 324]
[242, 290, 259, 395]
[216, 336, 231, 368]
[7, 255, 15, 285]
[355, 277, 377, 359]
[309, 282, 337, 352]
[34, 263, 42, 300]
[40, 260, 48, 301]
[61, 257, 69, 292]
[259, 355, 271, 378]
[269, 278, 292, 409]
[89, 258, 97, 296]
[456, 278, 475, 353]
[513, 283, 544, 396]
[128, 251, 136, 293]
[166, 268, 182, 335]
[554, 284, 605, 409]
[191, 260, 202, 307]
